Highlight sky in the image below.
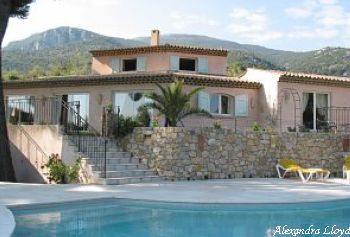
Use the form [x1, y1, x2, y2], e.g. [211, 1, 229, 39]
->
[3, 0, 350, 51]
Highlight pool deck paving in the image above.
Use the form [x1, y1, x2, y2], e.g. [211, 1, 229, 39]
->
[1, 178, 350, 207]
[2, 178, 350, 237]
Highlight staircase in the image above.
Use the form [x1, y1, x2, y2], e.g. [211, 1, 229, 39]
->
[61, 99, 162, 185]
[73, 137, 162, 185]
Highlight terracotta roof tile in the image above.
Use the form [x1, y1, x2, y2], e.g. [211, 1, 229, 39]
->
[279, 71, 350, 86]
[90, 44, 228, 57]
[3, 71, 260, 89]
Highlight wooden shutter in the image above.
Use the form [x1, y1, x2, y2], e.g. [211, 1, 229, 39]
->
[198, 91, 210, 112]
[197, 57, 208, 74]
[137, 56, 145, 71]
[235, 95, 249, 116]
[110, 57, 120, 73]
[170, 56, 179, 71]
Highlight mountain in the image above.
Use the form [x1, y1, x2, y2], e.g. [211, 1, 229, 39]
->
[2, 26, 350, 79]
[2, 27, 146, 76]
[5, 26, 144, 51]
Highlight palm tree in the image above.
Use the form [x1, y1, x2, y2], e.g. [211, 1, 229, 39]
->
[144, 80, 211, 127]
[0, 0, 34, 181]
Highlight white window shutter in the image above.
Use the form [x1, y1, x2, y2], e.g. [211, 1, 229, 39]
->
[137, 56, 145, 71]
[198, 91, 210, 112]
[170, 56, 179, 71]
[197, 57, 208, 74]
[110, 57, 120, 73]
[235, 94, 249, 116]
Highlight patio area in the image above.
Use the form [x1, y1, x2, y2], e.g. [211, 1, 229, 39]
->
[2, 178, 350, 206]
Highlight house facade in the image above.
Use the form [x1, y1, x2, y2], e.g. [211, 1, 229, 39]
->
[3, 30, 260, 132]
[242, 68, 350, 132]
[3, 30, 350, 133]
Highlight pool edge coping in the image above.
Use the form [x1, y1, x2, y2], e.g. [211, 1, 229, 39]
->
[0, 205, 15, 237]
[7, 196, 350, 210]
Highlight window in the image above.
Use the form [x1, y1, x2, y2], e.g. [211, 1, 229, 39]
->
[198, 92, 248, 116]
[179, 58, 196, 71]
[122, 59, 137, 71]
[113, 92, 148, 118]
[209, 94, 231, 115]
[303, 92, 329, 130]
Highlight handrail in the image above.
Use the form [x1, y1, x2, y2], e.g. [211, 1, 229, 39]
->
[16, 124, 49, 182]
[61, 100, 102, 137]
[60, 99, 107, 178]
[17, 125, 49, 158]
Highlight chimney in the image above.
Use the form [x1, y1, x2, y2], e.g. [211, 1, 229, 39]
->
[150, 29, 160, 46]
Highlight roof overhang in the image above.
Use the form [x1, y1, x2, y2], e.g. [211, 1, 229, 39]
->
[90, 44, 228, 57]
[3, 72, 260, 90]
[279, 73, 350, 87]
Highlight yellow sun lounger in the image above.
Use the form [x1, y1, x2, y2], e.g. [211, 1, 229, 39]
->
[343, 156, 350, 181]
[276, 159, 330, 183]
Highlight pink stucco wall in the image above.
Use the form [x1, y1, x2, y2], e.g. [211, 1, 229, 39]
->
[182, 86, 260, 130]
[4, 84, 259, 132]
[278, 81, 350, 131]
[241, 68, 350, 131]
[241, 68, 282, 127]
[91, 52, 228, 76]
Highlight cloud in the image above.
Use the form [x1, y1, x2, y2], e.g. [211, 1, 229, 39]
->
[228, 8, 283, 43]
[287, 28, 338, 39]
[170, 12, 218, 30]
[284, 0, 350, 43]
[318, 0, 337, 5]
[285, 7, 313, 19]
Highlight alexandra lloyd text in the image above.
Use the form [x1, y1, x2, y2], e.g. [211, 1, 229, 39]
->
[273, 225, 350, 237]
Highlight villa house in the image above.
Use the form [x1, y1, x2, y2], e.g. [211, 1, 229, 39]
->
[3, 30, 260, 131]
[3, 30, 350, 133]
[4, 29, 350, 184]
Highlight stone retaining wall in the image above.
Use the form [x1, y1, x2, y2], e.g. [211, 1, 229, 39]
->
[121, 128, 346, 180]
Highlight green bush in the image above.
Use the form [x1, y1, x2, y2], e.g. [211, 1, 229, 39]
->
[251, 122, 262, 132]
[42, 154, 81, 184]
[135, 106, 151, 127]
[115, 115, 140, 137]
[213, 120, 222, 129]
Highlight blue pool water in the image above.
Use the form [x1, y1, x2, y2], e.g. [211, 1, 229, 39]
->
[10, 198, 350, 237]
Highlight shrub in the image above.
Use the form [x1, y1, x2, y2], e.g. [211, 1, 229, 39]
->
[213, 120, 221, 129]
[135, 105, 151, 127]
[42, 154, 81, 184]
[115, 115, 139, 137]
[251, 122, 262, 132]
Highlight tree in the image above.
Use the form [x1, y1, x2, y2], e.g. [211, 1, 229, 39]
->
[3, 70, 22, 80]
[0, 0, 34, 181]
[227, 61, 246, 77]
[28, 65, 46, 78]
[144, 80, 211, 127]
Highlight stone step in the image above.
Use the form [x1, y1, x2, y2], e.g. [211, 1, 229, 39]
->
[86, 151, 131, 159]
[90, 163, 148, 171]
[73, 147, 122, 153]
[100, 176, 163, 185]
[88, 157, 140, 165]
[94, 170, 157, 178]
[69, 142, 119, 150]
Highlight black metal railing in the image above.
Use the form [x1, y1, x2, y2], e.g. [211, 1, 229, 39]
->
[317, 107, 350, 132]
[61, 100, 108, 178]
[4, 97, 108, 178]
[5, 98, 60, 125]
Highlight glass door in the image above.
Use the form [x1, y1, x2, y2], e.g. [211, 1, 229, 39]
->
[303, 92, 329, 130]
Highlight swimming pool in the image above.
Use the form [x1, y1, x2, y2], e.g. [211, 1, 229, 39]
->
[10, 198, 350, 237]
